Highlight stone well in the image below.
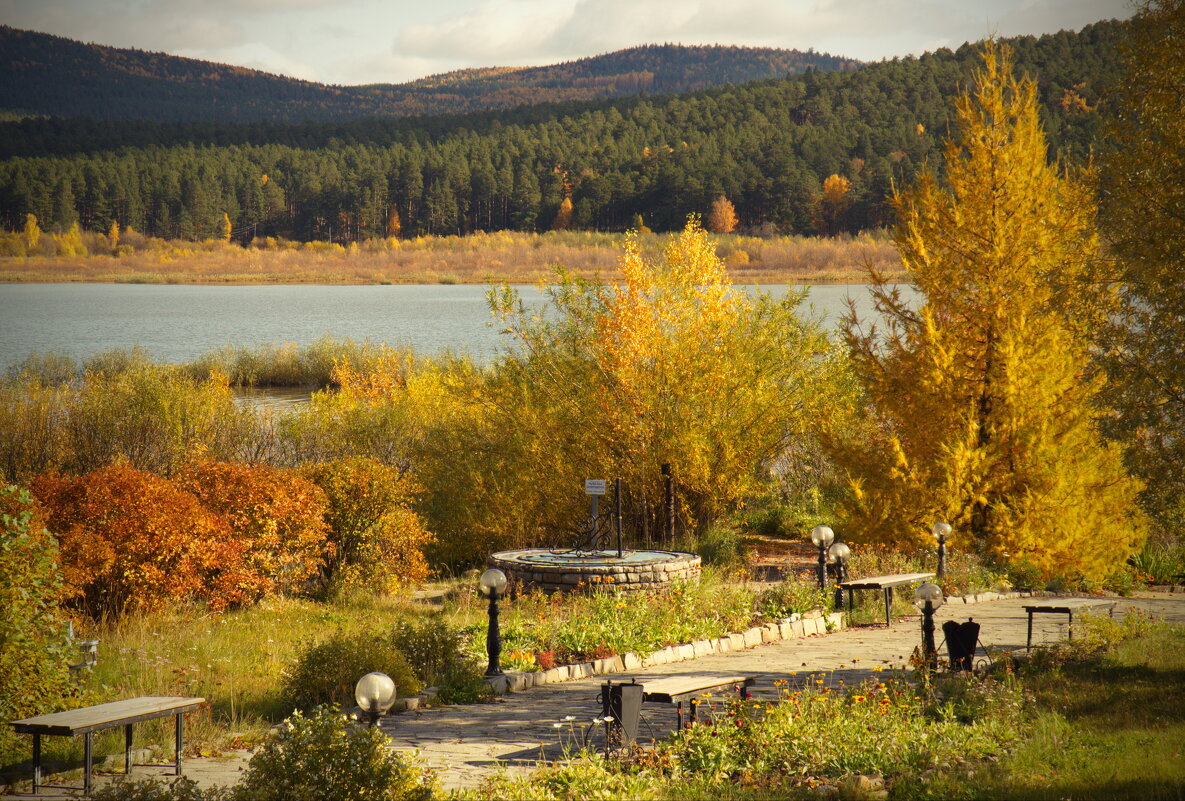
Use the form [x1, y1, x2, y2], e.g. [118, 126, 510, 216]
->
[488, 548, 700, 593]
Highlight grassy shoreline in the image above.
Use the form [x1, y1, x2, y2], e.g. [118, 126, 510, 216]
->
[0, 229, 903, 285]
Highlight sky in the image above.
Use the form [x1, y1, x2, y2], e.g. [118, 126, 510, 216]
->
[0, 0, 1133, 86]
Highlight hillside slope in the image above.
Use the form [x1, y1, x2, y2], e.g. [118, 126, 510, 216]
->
[0, 27, 857, 123]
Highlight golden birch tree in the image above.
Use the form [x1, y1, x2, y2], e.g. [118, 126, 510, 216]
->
[835, 44, 1143, 583]
[489, 216, 845, 540]
[706, 196, 738, 234]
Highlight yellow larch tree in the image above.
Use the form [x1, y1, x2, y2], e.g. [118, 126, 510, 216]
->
[834, 44, 1143, 583]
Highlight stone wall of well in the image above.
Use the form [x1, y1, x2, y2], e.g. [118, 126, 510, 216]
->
[487, 550, 701, 593]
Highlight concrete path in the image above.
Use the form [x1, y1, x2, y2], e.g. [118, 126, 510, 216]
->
[12, 591, 1184, 798]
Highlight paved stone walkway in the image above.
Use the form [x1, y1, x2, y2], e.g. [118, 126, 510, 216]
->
[13, 591, 1184, 797]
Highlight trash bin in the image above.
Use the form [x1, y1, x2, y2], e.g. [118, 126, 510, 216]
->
[600, 680, 644, 747]
[943, 619, 980, 671]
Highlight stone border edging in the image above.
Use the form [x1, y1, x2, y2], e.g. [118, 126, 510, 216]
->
[388, 590, 1039, 711]
[386, 609, 845, 711]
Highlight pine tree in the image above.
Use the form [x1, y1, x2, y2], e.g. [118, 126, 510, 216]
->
[834, 44, 1143, 582]
[1098, 0, 1185, 532]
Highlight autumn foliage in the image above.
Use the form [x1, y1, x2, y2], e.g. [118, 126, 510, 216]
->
[175, 459, 331, 600]
[33, 463, 234, 618]
[300, 457, 433, 594]
[836, 45, 1143, 582]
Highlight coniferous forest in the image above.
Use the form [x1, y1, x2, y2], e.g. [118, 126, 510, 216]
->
[0, 21, 1119, 242]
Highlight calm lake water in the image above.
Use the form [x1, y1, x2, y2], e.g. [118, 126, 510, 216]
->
[0, 283, 916, 371]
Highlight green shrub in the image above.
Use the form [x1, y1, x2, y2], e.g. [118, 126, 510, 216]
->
[390, 617, 466, 688]
[91, 777, 230, 801]
[234, 707, 434, 801]
[0, 485, 77, 765]
[754, 577, 830, 619]
[281, 631, 422, 713]
[687, 525, 745, 566]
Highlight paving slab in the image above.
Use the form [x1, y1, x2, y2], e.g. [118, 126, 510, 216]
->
[11, 592, 1182, 798]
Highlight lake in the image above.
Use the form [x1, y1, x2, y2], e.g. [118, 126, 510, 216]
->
[0, 283, 916, 371]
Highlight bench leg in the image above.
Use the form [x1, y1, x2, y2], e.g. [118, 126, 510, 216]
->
[846, 588, 854, 613]
[175, 713, 184, 776]
[84, 732, 93, 796]
[1067, 611, 1074, 642]
[883, 588, 892, 627]
[125, 723, 133, 775]
[32, 734, 40, 795]
[1027, 612, 1034, 651]
[675, 701, 684, 731]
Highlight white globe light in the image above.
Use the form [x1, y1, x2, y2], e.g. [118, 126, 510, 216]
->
[932, 521, 952, 541]
[828, 542, 851, 563]
[811, 525, 835, 548]
[913, 582, 944, 610]
[479, 568, 508, 597]
[354, 672, 397, 715]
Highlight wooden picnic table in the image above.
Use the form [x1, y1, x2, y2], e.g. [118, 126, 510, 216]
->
[839, 572, 937, 627]
[1022, 598, 1116, 650]
[11, 696, 204, 796]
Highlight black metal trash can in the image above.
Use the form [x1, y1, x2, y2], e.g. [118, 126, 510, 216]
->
[600, 680, 644, 747]
[943, 619, 980, 671]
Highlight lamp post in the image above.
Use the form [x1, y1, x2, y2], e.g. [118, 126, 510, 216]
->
[354, 672, 397, 727]
[828, 541, 851, 610]
[479, 568, 508, 677]
[913, 582, 944, 672]
[811, 525, 835, 590]
[932, 521, 951, 581]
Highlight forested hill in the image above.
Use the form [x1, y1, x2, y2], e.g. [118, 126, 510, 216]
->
[0, 26, 856, 123]
[0, 21, 1121, 242]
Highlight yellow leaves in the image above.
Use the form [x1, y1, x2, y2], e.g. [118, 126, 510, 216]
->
[822, 174, 851, 205]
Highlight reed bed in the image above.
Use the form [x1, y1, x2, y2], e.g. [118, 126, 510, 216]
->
[0, 229, 902, 285]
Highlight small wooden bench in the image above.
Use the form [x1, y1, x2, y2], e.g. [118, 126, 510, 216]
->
[839, 572, 936, 627]
[640, 674, 754, 729]
[11, 696, 204, 796]
[1023, 598, 1116, 650]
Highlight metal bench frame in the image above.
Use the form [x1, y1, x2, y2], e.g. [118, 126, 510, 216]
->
[11, 696, 204, 796]
[1023, 599, 1116, 650]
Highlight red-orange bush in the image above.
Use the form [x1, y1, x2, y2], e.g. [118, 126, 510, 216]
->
[32, 463, 237, 618]
[175, 460, 331, 600]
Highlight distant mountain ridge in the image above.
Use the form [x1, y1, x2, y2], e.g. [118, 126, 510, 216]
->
[0, 26, 859, 123]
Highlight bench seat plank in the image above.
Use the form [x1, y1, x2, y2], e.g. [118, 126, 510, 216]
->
[838, 573, 936, 626]
[839, 572, 935, 590]
[13, 697, 204, 736]
[640, 675, 750, 703]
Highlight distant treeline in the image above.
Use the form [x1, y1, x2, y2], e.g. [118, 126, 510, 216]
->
[0, 23, 1119, 241]
[0, 26, 856, 124]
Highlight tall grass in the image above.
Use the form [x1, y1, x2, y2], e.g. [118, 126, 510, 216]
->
[0, 229, 902, 285]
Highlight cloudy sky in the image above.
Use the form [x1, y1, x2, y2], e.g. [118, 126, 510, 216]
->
[0, 0, 1132, 86]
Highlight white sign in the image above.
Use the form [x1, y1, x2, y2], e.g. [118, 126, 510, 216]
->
[584, 479, 607, 496]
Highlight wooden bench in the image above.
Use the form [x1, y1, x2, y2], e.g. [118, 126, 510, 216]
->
[640, 674, 754, 729]
[10, 696, 204, 796]
[600, 675, 753, 745]
[1023, 598, 1116, 650]
[838, 572, 936, 627]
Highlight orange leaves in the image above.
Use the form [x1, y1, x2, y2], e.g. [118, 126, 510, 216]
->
[175, 459, 331, 600]
[33, 463, 230, 619]
[34, 460, 338, 618]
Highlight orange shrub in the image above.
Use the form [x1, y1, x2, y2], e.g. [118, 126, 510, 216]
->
[300, 457, 433, 594]
[32, 463, 237, 618]
[175, 460, 331, 600]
